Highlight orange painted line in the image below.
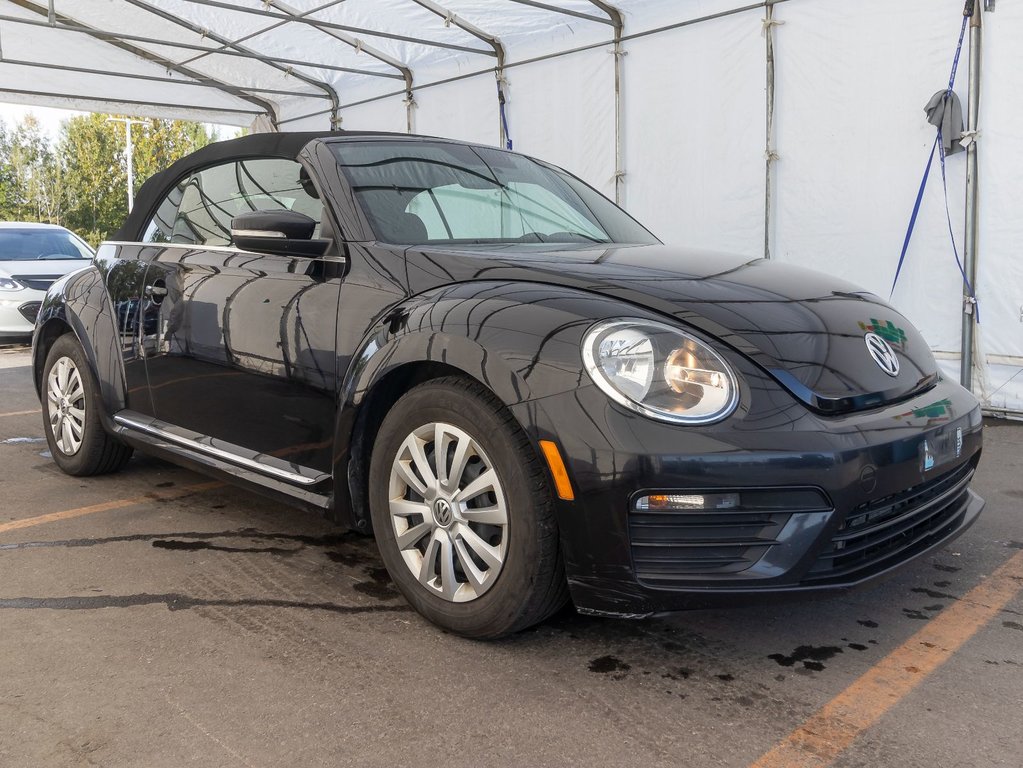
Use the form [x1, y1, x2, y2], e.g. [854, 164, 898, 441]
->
[749, 548, 1023, 768]
[0, 409, 40, 418]
[0, 481, 223, 535]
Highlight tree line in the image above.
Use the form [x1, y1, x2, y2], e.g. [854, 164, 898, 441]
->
[0, 113, 219, 247]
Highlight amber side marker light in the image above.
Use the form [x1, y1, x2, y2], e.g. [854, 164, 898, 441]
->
[539, 440, 575, 501]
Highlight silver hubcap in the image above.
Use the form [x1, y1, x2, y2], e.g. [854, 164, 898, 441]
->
[46, 356, 86, 456]
[388, 422, 509, 603]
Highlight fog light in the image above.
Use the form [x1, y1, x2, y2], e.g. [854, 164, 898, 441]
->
[635, 492, 740, 511]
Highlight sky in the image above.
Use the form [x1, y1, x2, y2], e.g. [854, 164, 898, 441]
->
[0, 102, 239, 142]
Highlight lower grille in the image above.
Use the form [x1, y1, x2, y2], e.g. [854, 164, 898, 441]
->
[11, 275, 58, 291]
[630, 488, 829, 586]
[804, 460, 975, 584]
[18, 301, 42, 324]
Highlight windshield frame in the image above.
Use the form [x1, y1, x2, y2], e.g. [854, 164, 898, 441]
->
[323, 137, 659, 248]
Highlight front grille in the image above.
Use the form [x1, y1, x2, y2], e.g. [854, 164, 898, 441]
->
[804, 460, 975, 584]
[11, 275, 59, 291]
[630, 488, 829, 586]
[18, 301, 41, 323]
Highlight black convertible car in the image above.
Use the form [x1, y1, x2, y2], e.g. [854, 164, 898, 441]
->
[33, 131, 984, 638]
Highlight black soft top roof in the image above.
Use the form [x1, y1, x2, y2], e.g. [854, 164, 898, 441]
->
[114, 129, 417, 242]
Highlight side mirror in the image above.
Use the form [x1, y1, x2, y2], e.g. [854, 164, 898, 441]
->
[231, 210, 330, 257]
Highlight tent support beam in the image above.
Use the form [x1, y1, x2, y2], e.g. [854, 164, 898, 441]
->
[0, 86, 261, 116]
[0, 57, 330, 100]
[961, 1, 983, 390]
[8, 0, 281, 126]
[407, 0, 508, 146]
[266, 0, 417, 133]
[764, 3, 779, 259]
[588, 2, 625, 204]
[507, 0, 611, 25]
[0, 11, 401, 80]
[178, 0, 494, 57]
[124, 0, 340, 128]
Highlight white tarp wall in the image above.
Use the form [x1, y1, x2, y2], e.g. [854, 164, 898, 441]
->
[1, 0, 1019, 412]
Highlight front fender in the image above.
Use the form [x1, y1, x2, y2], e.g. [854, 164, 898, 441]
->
[331, 280, 661, 529]
[32, 265, 126, 421]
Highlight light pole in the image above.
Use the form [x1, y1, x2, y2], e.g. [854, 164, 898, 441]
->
[106, 117, 148, 212]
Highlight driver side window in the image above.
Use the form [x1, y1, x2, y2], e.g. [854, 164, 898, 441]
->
[142, 158, 323, 247]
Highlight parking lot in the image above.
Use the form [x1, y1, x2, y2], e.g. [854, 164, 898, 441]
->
[1, 344, 1020, 768]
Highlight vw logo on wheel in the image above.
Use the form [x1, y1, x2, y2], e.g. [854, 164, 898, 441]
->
[864, 332, 900, 377]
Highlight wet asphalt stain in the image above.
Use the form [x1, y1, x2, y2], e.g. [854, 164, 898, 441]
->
[1007, 541, 1023, 550]
[152, 539, 301, 556]
[1003, 621, 1023, 631]
[933, 563, 960, 573]
[155, 481, 175, 488]
[715, 673, 734, 682]
[661, 667, 693, 681]
[0, 528, 353, 553]
[0, 593, 411, 615]
[352, 567, 400, 600]
[912, 586, 959, 601]
[903, 608, 935, 620]
[588, 655, 631, 677]
[857, 619, 879, 628]
[847, 643, 868, 651]
[768, 645, 843, 672]
[934, 580, 952, 588]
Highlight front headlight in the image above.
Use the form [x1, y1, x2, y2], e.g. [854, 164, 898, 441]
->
[582, 319, 739, 424]
[0, 277, 24, 292]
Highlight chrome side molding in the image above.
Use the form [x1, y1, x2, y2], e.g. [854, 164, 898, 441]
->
[113, 411, 330, 487]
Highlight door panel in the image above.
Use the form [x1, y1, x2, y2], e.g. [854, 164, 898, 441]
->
[141, 246, 340, 474]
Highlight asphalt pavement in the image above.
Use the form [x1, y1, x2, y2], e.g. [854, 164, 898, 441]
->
[1, 346, 1020, 767]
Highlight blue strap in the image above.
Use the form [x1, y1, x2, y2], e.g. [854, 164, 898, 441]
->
[890, 135, 937, 299]
[891, 12, 978, 322]
[936, 128, 980, 322]
[497, 81, 513, 150]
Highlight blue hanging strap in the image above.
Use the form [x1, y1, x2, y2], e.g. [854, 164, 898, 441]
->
[890, 135, 938, 299]
[890, 8, 978, 322]
[497, 79, 512, 150]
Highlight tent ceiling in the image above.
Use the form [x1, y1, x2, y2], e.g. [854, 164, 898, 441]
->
[0, 0, 664, 127]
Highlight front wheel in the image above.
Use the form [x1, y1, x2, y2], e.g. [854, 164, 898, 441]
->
[369, 377, 568, 639]
[41, 333, 133, 476]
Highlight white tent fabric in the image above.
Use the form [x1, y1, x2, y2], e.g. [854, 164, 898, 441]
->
[2, 0, 1020, 413]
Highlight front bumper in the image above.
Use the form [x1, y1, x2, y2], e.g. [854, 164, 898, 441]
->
[0, 289, 45, 338]
[513, 370, 985, 617]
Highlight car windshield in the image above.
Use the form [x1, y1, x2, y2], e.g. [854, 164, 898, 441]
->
[0, 228, 93, 261]
[330, 140, 658, 246]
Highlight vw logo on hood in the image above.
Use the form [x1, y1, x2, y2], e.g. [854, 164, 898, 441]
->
[864, 332, 900, 377]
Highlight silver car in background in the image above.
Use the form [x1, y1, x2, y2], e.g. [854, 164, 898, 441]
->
[0, 223, 94, 341]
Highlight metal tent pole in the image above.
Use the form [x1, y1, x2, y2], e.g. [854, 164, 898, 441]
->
[589, 2, 625, 205]
[960, 1, 983, 389]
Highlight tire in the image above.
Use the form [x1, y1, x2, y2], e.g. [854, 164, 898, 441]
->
[41, 333, 133, 476]
[369, 376, 569, 639]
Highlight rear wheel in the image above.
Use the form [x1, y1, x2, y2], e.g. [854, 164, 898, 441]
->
[369, 377, 568, 639]
[42, 333, 132, 476]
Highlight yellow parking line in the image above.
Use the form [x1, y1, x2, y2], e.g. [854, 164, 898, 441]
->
[749, 548, 1023, 768]
[0, 481, 223, 535]
[0, 409, 40, 418]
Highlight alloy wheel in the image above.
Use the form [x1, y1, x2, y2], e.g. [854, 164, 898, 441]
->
[388, 422, 509, 603]
[46, 356, 86, 456]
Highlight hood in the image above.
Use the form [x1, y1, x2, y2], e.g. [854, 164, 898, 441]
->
[0, 259, 91, 291]
[403, 243, 938, 415]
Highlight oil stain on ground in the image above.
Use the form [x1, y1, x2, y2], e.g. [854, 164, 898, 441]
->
[768, 645, 843, 671]
[589, 655, 631, 677]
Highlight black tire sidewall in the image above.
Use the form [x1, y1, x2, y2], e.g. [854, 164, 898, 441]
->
[41, 334, 115, 475]
[369, 381, 554, 638]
